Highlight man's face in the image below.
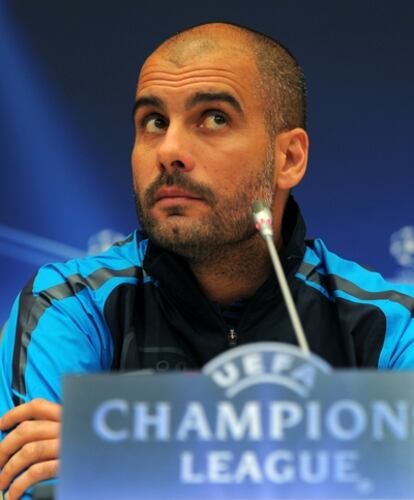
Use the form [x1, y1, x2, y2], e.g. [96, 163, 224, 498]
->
[131, 45, 276, 262]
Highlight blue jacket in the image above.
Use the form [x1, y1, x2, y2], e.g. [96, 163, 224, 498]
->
[1, 197, 414, 419]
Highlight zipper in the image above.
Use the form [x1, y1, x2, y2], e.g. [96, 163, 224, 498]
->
[227, 328, 238, 346]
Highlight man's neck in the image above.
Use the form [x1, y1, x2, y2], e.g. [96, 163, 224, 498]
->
[188, 232, 281, 307]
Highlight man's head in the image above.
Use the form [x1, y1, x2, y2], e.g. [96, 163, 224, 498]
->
[146, 23, 307, 136]
[131, 22, 309, 262]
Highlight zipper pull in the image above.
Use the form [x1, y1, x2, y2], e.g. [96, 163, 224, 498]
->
[227, 329, 237, 346]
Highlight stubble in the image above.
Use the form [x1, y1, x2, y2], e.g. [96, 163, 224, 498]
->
[134, 146, 275, 264]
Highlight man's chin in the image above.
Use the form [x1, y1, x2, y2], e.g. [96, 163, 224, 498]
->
[142, 218, 218, 259]
[147, 220, 205, 246]
[149, 216, 198, 235]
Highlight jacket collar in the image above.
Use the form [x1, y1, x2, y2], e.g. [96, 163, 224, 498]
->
[142, 194, 307, 302]
[279, 195, 307, 271]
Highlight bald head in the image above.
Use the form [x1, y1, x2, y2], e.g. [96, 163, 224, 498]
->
[155, 23, 251, 66]
[145, 22, 307, 134]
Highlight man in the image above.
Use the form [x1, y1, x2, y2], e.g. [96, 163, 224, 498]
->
[1, 22, 414, 499]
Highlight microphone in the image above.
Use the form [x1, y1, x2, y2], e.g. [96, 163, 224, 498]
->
[252, 201, 310, 355]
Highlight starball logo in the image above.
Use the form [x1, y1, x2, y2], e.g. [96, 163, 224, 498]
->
[203, 343, 331, 398]
[388, 225, 414, 284]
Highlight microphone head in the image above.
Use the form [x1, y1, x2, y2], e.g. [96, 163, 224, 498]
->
[251, 201, 273, 238]
[251, 200, 268, 215]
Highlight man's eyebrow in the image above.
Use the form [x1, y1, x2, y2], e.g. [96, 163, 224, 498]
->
[132, 95, 165, 117]
[186, 92, 243, 115]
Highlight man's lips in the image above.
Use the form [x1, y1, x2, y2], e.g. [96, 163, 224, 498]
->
[153, 187, 204, 204]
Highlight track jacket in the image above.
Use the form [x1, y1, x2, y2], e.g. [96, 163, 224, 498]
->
[1, 197, 414, 417]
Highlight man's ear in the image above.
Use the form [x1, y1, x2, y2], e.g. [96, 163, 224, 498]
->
[274, 128, 309, 189]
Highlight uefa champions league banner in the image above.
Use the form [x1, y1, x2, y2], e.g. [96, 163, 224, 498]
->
[59, 343, 414, 499]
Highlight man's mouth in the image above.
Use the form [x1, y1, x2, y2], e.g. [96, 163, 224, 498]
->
[153, 187, 204, 205]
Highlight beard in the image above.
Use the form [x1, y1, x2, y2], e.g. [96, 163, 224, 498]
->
[134, 146, 275, 264]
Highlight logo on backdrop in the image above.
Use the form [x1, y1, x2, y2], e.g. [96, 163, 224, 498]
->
[0, 225, 126, 264]
[87, 229, 127, 255]
[388, 225, 414, 284]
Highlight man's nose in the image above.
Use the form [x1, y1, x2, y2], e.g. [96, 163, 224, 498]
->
[156, 125, 195, 174]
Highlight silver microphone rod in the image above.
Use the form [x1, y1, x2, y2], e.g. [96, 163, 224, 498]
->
[252, 201, 310, 355]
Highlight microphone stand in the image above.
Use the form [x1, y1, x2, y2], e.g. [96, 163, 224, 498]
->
[252, 201, 310, 356]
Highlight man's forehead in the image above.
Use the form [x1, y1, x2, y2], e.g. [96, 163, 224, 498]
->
[137, 48, 257, 96]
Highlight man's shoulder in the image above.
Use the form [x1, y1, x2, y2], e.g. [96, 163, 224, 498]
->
[31, 231, 149, 298]
[0, 234, 150, 410]
[298, 238, 414, 311]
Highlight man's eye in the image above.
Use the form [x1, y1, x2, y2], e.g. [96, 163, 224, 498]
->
[201, 112, 229, 130]
[142, 115, 167, 133]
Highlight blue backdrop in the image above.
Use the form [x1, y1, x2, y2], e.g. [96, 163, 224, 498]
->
[1, 1, 414, 324]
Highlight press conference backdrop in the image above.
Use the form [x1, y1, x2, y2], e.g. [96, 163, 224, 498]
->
[1, 1, 413, 325]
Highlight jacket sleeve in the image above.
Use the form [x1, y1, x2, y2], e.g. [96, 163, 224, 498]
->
[378, 301, 414, 369]
[0, 263, 114, 427]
